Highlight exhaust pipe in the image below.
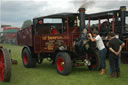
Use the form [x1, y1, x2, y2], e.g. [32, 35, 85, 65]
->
[120, 6, 126, 33]
[79, 8, 86, 34]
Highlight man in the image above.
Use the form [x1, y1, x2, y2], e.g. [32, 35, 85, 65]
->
[108, 33, 125, 77]
[89, 31, 107, 75]
[108, 32, 123, 77]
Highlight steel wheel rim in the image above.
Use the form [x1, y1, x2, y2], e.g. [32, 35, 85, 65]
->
[57, 57, 64, 72]
[0, 50, 5, 81]
[24, 53, 28, 65]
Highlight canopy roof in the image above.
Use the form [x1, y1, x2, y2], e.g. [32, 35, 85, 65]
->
[34, 13, 79, 19]
[0, 29, 18, 33]
[34, 7, 128, 20]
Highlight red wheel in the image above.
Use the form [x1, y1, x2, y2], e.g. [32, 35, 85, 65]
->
[22, 47, 36, 68]
[23, 53, 28, 65]
[0, 48, 11, 82]
[56, 52, 72, 75]
[0, 49, 5, 81]
[57, 57, 64, 72]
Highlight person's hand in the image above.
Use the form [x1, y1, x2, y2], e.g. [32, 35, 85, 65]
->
[115, 51, 120, 56]
[114, 52, 119, 56]
[88, 33, 92, 37]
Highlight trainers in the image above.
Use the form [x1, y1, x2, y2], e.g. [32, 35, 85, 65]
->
[100, 69, 106, 75]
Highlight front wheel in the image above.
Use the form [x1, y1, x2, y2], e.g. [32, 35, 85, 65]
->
[56, 52, 72, 75]
[88, 50, 101, 70]
[22, 47, 37, 68]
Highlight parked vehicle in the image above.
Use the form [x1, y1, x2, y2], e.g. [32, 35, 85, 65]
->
[17, 6, 128, 75]
[17, 8, 100, 75]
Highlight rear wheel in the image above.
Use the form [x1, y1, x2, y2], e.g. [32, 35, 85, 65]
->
[56, 52, 72, 75]
[88, 50, 101, 70]
[0, 48, 11, 82]
[22, 47, 36, 68]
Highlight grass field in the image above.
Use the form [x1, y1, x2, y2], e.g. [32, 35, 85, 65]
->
[0, 43, 128, 85]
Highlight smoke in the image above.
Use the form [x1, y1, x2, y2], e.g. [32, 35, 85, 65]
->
[80, 0, 95, 8]
[70, 0, 95, 10]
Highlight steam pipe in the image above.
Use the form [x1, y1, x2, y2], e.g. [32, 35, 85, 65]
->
[79, 8, 86, 34]
[67, 16, 70, 46]
[112, 16, 115, 32]
[98, 19, 101, 32]
[120, 6, 126, 33]
[88, 17, 90, 33]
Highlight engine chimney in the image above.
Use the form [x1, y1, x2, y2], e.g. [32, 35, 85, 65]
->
[79, 8, 86, 34]
[120, 6, 126, 33]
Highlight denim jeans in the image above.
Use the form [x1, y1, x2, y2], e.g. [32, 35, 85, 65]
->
[99, 48, 107, 69]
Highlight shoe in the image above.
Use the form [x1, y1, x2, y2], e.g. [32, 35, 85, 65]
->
[100, 69, 106, 75]
[111, 72, 116, 77]
[117, 72, 120, 78]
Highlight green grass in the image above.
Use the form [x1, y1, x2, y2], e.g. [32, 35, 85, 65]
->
[0, 43, 128, 85]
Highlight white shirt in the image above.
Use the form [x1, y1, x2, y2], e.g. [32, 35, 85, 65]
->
[95, 35, 105, 50]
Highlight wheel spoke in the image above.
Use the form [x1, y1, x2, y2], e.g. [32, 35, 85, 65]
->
[57, 57, 64, 72]
[0, 63, 4, 69]
[24, 53, 28, 65]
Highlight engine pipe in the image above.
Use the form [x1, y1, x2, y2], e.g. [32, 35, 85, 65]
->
[79, 8, 86, 34]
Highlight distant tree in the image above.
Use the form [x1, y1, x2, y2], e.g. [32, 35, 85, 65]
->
[21, 20, 32, 29]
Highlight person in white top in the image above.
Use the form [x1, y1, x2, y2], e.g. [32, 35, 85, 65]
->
[89, 31, 107, 75]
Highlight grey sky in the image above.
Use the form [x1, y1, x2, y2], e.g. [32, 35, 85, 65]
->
[0, 0, 128, 28]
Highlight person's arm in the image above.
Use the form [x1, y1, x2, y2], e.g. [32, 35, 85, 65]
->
[88, 33, 96, 42]
[109, 47, 118, 55]
[108, 40, 119, 56]
[121, 42, 125, 48]
[117, 42, 125, 55]
[117, 46, 122, 55]
[119, 39, 125, 48]
[106, 42, 109, 47]
[116, 40, 125, 55]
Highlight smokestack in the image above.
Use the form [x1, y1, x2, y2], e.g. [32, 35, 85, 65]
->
[120, 6, 126, 33]
[79, 8, 86, 33]
[120, 6, 126, 11]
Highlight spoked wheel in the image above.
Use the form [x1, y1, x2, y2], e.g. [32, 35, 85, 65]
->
[0, 48, 11, 82]
[56, 52, 72, 75]
[88, 50, 101, 70]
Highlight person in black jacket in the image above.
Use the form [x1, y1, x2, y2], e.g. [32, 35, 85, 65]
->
[108, 32, 123, 77]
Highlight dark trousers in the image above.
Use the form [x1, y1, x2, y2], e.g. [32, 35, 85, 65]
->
[109, 56, 120, 72]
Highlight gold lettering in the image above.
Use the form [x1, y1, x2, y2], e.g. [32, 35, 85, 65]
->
[42, 36, 47, 40]
[47, 36, 63, 40]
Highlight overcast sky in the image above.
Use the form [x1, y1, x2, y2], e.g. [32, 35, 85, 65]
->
[0, 0, 128, 28]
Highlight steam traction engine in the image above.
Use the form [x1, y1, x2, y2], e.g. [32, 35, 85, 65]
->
[17, 8, 101, 75]
[85, 6, 128, 63]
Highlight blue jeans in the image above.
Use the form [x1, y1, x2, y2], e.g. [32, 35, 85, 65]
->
[99, 48, 107, 69]
[109, 56, 120, 74]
